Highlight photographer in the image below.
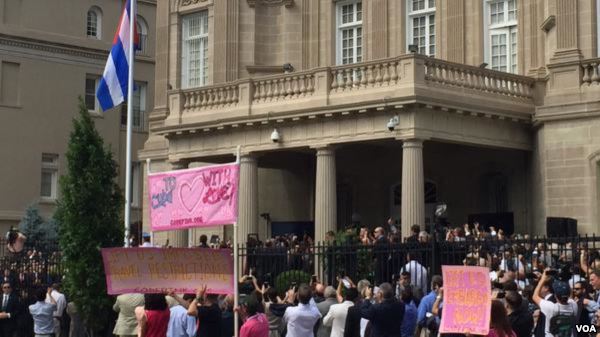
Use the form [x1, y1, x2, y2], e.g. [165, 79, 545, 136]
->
[505, 291, 534, 337]
[533, 269, 577, 337]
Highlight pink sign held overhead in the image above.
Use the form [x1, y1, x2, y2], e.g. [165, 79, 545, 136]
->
[102, 247, 234, 295]
[439, 265, 491, 335]
[149, 163, 239, 231]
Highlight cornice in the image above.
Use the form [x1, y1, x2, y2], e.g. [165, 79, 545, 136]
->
[0, 33, 155, 64]
[181, 0, 209, 6]
[247, 0, 294, 7]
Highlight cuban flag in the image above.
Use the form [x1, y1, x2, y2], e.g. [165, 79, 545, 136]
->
[96, 0, 139, 111]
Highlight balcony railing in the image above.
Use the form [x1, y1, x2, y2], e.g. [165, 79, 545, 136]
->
[166, 55, 537, 126]
[581, 58, 600, 86]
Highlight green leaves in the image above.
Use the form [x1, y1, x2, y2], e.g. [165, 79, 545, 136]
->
[55, 97, 124, 332]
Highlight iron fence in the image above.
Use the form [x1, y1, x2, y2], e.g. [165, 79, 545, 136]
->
[238, 234, 600, 294]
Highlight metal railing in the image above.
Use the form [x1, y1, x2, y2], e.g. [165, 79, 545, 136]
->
[238, 234, 600, 293]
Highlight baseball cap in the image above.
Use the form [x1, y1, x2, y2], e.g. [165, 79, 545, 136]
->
[552, 280, 571, 300]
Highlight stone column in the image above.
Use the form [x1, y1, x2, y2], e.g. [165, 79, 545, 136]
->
[238, 155, 258, 244]
[315, 147, 337, 243]
[170, 161, 189, 247]
[401, 139, 425, 238]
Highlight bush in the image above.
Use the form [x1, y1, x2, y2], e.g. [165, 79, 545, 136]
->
[274, 270, 311, 295]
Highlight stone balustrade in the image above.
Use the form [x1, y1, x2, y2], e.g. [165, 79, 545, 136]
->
[330, 58, 401, 92]
[166, 54, 538, 127]
[424, 58, 535, 98]
[182, 84, 239, 110]
[581, 59, 600, 86]
[252, 71, 316, 103]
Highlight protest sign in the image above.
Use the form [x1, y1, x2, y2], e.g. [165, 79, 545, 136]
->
[148, 163, 239, 231]
[102, 248, 234, 294]
[439, 265, 491, 335]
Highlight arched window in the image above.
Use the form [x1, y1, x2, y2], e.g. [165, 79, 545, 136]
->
[87, 7, 102, 39]
[136, 15, 148, 54]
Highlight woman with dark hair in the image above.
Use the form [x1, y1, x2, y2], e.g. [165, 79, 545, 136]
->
[240, 293, 268, 337]
[488, 300, 516, 337]
[135, 293, 170, 337]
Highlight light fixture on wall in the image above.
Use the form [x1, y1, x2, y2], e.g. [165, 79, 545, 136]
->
[387, 116, 399, 131]
[283, 63, 294, 73]
[408, 44, 419, 53]
[270, 128, 280, 143]
[479, 62, 488, 69]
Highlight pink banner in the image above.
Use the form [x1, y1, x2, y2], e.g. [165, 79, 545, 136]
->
[149, 163, 239, 231]
[439, 266, 491, 335]
[101, 248, 234, 294]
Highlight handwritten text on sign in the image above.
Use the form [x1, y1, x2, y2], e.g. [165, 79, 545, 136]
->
[102, 248, 234, 295]
[149, 163, 239, 231]
[439, 266, 491, 335]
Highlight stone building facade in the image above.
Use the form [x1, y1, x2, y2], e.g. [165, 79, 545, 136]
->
[0, 0, 156, 237]
[141, 0, 600, 246]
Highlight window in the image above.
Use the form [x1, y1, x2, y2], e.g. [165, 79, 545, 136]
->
[131, 162, 141, 207]
[136, 16, 148, 55]
[485, 0, 518, 73]
[87, 7, 102, 39]
[336, 1, 363, 65]
[597, 0, 600, 56]
[41, 154, 59, 199]
[85, 75, 99, 112]
[0, 61, 20, 106]
[121, 82, 147, 131]
[182, 11, 209, 88]
[407, 0, 436, 56]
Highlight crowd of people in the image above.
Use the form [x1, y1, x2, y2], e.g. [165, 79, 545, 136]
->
[3, 220, 600, 337]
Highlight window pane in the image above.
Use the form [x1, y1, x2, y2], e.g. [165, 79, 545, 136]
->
[508, 0, 517, 21]
[87, 11, 97, 37]
[356, 3, 362, 21]
[41, 171, 53, 197]
[85, 78, 96, 110]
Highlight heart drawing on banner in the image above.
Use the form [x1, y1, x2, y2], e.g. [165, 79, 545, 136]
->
[179, 178, 206, 213]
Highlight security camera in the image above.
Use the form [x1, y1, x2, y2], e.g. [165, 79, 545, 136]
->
[270, 128, 280, 143]
[387, 116, 399, 131]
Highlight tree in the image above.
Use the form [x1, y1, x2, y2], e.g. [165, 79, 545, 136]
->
[18, 205, 44, 243]
[18, 204, 59, 252]
[55, 98, 123, 334]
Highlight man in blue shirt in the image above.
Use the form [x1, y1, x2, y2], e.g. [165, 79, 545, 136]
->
[400, 287, 418, 337]
[167, 293, 197, 337]
[416, 275, 443, 336]
[29, 287, 56, 337]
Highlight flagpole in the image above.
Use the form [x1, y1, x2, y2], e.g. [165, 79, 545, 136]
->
[233, 145, 241, 337]
[124, 0, 136, 248]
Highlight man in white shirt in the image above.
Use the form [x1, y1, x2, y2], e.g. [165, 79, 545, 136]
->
[533, 270, 578, 337]
[283, 284, 321, 337]
[323, 288, 358, 337]
[46, 283, 67, 337]
[400, 253, 428, 294]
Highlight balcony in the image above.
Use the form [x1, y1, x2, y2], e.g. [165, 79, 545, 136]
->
[160, 54, 537, 133]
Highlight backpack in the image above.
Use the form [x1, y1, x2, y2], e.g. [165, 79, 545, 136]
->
[549, 304, 576, 337]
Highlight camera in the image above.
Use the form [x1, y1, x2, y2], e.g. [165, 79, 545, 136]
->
[264, 281, 270, 288]
[291, 281, 297, 289]
[270, 129, 280, 143]
[387, 116, 399, 131]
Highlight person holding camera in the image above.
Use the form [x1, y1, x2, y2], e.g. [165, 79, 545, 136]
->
[282, 284, 321, 337]
[533, 269, 578, 337]
[360, 283, 404, 337]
